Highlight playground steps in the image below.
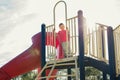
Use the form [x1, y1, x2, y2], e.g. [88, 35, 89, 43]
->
[36, 56, 79, 80]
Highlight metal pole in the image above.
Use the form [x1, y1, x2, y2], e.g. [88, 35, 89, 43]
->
[78, 10, 85, 80]
[103, 72, 107, 80]
[107, 26, 116, 80]
[41, 24, 46, 80]
[53, 0, 67, 28]
[117, 75, 120, 80]
[53, 0, 68, 57]
[101, 26, 105, 58]
[67, 68, 71, 80]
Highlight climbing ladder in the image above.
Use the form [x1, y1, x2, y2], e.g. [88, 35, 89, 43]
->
[35, 56, 79, 80]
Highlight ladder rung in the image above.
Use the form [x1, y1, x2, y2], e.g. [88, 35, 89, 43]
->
[47, 61, 56, 80]
[45, 63, 75, 69]
[35, 63, 49, 80]
[56, 63, 75, 66]
[38, 74, 76, 79]
[47, 56, 78, 64]
[36, 56, 78, 80]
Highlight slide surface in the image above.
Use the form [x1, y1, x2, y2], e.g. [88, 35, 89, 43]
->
[0, 32, 60, 80]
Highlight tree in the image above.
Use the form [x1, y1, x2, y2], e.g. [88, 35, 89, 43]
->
[85, 67, 101, 80]
[21, 71, 37, 80]
[12, 70, 37, 80]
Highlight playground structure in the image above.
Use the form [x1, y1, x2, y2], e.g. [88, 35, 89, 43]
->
[0, 0, 120, 80]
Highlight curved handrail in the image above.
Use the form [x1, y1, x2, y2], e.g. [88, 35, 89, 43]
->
[53, 0, 67, 28]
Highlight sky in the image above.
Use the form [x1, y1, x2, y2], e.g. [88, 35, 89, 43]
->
[0, 0, 120, 67]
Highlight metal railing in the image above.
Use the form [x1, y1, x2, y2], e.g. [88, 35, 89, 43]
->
[53, 0, 67, 28]
[45, 16, 79, 61]
[113, 25, 120, 75]
[46, 24, 56, 61]
[86, 23, 109, 63]
[45, 18, 110, 64]
[67, 16, 78, 56]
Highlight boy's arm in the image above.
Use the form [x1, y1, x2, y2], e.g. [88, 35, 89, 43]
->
[66, 27, 70, 40]
[66, 27, 70, 34]
[53, 28, 58, 38]
[52, 28, 56, 36]
[53, 28, 55, 32]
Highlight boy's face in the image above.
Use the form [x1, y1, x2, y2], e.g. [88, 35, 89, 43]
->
[59, 24, 65, 30]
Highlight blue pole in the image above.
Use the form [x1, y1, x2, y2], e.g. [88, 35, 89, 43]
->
[41, 24, 46, 80]
[78, 10, 85, 80]
[103, 72, 107, 80]
[107, 27, 116, 80]
[67, 68, 71, 80]
[117, 75, 120, 80]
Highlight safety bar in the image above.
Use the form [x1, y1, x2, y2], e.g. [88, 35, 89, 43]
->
[53, 0, 67, 28]
[113, 25, 120, 76]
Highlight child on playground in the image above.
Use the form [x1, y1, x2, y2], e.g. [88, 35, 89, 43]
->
[57, 23, 70, 57]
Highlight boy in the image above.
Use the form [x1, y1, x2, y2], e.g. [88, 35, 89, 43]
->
[57, 23, 70, 57]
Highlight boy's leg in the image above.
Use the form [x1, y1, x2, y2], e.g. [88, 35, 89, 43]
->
[62, 42, 70, 57]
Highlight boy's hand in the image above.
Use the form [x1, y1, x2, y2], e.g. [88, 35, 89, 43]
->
[53, 28, 55, 32]
[66, 27, 68, 30]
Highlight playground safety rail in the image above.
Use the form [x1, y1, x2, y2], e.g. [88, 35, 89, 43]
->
[45, 16, 79, 61]
[45, 17, 110, 64]
[87, 23, 109, 63]
[113, 25, 120, 76]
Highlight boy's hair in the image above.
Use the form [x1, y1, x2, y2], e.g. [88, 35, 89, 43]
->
[59, 23, 64, 27]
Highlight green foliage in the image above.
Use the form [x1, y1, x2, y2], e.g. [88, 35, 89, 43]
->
[12, 71, 37, 80]
[21, 71, 37, 80]
[85, 67, 101, 78]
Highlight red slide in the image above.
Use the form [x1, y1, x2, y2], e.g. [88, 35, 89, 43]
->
[0, 32, 60, 80]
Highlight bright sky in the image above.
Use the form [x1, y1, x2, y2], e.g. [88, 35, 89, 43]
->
[0, 0, 120, 67]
